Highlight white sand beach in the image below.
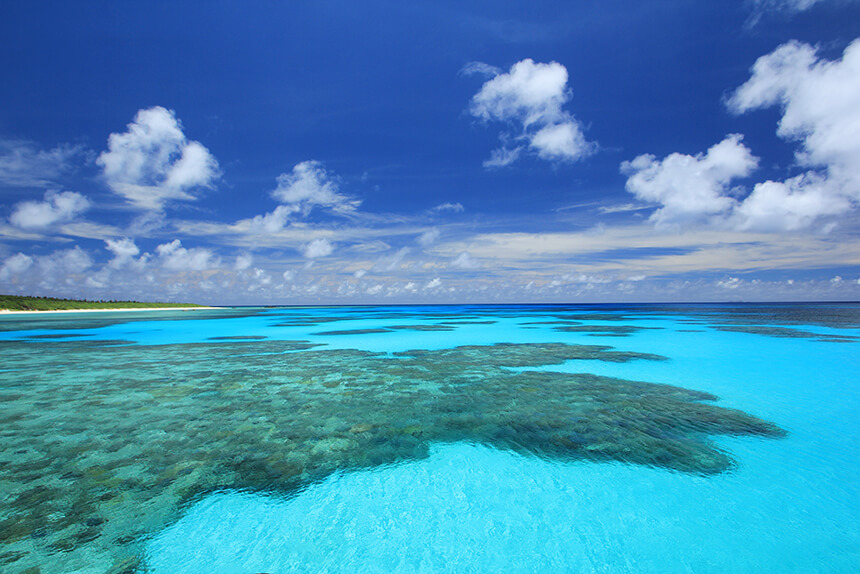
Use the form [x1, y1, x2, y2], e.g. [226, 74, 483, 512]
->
[0, 306, 218, 316]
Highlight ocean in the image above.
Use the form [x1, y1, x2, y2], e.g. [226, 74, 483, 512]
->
[0, 303, 858, 573]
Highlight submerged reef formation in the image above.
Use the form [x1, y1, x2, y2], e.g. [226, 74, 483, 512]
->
[0, 339, 785, 572]
[713, 325, 858, 343]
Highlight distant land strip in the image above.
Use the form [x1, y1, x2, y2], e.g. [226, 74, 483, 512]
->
[0, 294, 207, 312]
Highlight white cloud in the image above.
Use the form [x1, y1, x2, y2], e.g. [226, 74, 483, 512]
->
[349, 240, 391, 253]
[469, 58, 596, 165]
[372, 247, 409, 272]
[622, 40, 860, 233]
[0, 253, 34, 280]
[621, 134, 758, 228]
[156, 239, 221, 271]
[726, 39, 860, 230]
[39, 246, 94, 275]
[728, 39, 860, 189]
[717, 277, 743, 289]
[105, 237, 142, 269]
[9, 190, 90, 229]
[0, 142, 85, 188]
[431, 202, 465, 213]
[425, 277, 442, 290]
[482, 145, 522, 168]
[234, 253, 254, 271]
[530, 122, 593, 162]
[460, 61, 502, 78]
[273, 161, 359, 213]
[248, 205, 302, 234]
[97, 106, 219, 211]
[745, 0, 847, 28]
[243, 161, 359, 236]
[598, 203, 650, 214]
[732, 172, 850, 231]
[450, 251, 481, 269]
[750, 0, 827, 14]
[302, 238, 334, 259]
[417, 228, 441, 246]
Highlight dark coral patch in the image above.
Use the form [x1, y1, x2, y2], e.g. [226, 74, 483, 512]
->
[714, 325, 858, 343]
[0, 338, 784, 568]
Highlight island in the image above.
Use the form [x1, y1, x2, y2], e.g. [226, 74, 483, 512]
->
[0, 294, 209, 313]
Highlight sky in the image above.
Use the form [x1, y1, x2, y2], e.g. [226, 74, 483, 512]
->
[1, 0, 859, 305]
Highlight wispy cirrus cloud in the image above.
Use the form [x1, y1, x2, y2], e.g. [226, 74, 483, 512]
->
[0, 142, 86, 188]
[431, 202, 464, 213]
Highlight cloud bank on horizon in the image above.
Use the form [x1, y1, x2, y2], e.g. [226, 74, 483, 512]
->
[0, 0, 859, 304]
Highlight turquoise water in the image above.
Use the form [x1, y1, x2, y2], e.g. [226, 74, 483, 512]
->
[0, 304, 858, 572]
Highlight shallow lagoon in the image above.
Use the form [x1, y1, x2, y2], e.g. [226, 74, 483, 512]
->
[0, 303, 858, 573]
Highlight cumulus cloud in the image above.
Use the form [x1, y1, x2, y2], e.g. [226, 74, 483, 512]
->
[469, 58, 596, 166]
[0, 142, 85, 188]
[0, 248, 93, 289]
[302, 238, 334, 259]
[246, 161, 359, 235]
[97, 106, 219, 211]
[623, 40, 860, 232]
[621, 135, 758, 228]
[728, 40, 860, 186]
[247, 205, 302, 235]
[234, 253, 254, 271]
[105, 237, 142, 269]
[425, 277, 442, 290]
[273, 161, 359, 214]
[733, 172, 850, 231]
[726, 39, 860, 230]
[0, 253, 34, 280]
[156, 239, 221, 271]
[40, 246, 94, 275]
[717, 277, 743, 290]
[9, 190, 90, 229]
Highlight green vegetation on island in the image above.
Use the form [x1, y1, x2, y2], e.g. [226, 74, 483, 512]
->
[0, 294, 205, 312]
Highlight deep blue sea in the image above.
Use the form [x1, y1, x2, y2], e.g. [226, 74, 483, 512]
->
[0, 303, 858, 573]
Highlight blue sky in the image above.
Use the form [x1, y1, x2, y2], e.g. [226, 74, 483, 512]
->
[1, 0, 859, 304]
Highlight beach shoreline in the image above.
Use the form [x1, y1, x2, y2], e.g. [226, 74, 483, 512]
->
[0, 306, 218, 316]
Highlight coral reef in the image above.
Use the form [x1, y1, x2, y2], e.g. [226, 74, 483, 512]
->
[0, 337, 786, 571]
